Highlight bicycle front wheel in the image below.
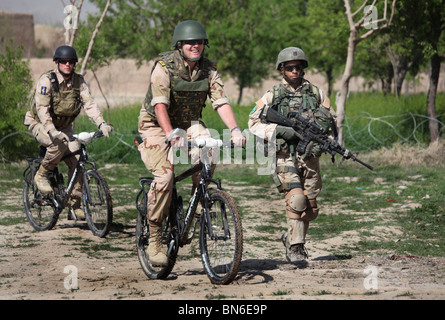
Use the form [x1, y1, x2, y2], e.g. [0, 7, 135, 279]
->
[23, 171, 58, 231]
[83, 169, 113, 237]
[199, 189, 243, 285]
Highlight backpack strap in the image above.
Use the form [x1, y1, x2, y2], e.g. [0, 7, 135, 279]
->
[49, 72, 59, 93]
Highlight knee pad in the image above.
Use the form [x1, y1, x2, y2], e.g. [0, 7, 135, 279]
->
[290, 193, 307, 212]
[301, 199, 319, 221]
[285, 188, 307, 216]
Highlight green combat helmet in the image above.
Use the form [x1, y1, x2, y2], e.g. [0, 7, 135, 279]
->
[171, 20, 208, 62]
[275, 47, 308, 70]
[276, 47, 308, 84]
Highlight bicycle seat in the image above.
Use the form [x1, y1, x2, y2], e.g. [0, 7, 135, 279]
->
[139, 177, 154, 184]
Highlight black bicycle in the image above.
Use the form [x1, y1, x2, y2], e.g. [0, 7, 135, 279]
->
[23, 131, 113, 238]
[135, 136, 243, 285]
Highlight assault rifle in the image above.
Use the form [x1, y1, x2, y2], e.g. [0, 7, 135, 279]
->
[261, 106, 373, 170]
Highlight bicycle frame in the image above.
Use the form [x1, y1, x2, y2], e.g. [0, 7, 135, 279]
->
[171, 142, 232, 246]
[26, 135, 100, 216]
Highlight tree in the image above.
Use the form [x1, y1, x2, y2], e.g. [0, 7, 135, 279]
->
[336, 0, 396, 147]
[207, 0, 303, 104]
[421, 0, 445, 143]
[384, 0, 425, 97]
[0, 44, 34, 160]
[304, 0, 349, 97]
[79, 0, 112, 75]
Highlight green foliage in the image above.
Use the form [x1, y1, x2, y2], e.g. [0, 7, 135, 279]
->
[85, 0, 308, 103]
[0, 44, 35, 161]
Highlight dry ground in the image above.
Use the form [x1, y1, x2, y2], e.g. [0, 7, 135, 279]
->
[1, 179, 444, 301]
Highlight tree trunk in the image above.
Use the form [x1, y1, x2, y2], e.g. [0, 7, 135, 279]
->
[336, 30, 357, 147]
[426, 53, 441, 143]
[326, 67, 334, 97]
[237, 84, 244, 106]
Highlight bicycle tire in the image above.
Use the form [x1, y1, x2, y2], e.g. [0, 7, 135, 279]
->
[83, 169, 113, 238]
[23, 171, 59, 231]
[136, 213, 178, 280]
[199, 189, 243, 285]
[135, 186, 178, 280]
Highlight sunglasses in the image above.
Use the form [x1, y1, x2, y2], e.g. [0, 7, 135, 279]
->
[59, 59, 75, 65]
[183, 39, 205, 45]
[283, 64, 304, 72]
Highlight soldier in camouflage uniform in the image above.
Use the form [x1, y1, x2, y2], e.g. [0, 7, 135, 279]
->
[248, 47, 337, 263]
[138, 20, 245, 266]
[24, 45, 113, 220]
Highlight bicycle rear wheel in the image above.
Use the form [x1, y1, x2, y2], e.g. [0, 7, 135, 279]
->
[83, 169, 113, 238]
[199, 189, 243, 285]
[23, 171, 59, 231]
[135, 184, 178, 279]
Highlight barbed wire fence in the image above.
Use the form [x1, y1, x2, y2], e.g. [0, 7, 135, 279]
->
[343, 113, 444, 152]
[1, 113, 444, 163]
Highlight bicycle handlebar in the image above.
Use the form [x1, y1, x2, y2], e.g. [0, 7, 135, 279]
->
[188, 138, 234, 149]
[71, 131, 103, 144]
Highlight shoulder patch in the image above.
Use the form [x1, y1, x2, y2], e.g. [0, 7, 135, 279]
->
[40, 86, 48, 95]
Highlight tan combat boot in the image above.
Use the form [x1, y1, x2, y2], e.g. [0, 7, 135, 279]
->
[146, 221, 168, 266]
[34, 165, 53, 194]
[69, 196, 86, 220]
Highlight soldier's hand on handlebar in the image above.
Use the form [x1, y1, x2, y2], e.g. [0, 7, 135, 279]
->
[99, 123, 113, 139]
[50, 130, 69, 145]
[231, 128, 245, 147]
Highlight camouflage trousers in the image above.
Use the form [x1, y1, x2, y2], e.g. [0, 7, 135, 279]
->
[138, 120, 214, 223]
[28, 120, 82, 198]
[274, 152, 322, 245]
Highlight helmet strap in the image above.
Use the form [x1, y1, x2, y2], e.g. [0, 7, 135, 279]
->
[283, 71, 305, 85]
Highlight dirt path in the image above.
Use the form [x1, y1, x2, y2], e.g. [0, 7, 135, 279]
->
[1, 183, 444, 301]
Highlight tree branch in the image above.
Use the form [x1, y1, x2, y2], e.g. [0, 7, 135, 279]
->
[80, 0, 111, 75]
[357, 0, 396, 43]
[69, 0, 84, 46]
[352, 0, 373, 18]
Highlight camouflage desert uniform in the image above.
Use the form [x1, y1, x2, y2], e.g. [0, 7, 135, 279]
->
[138, 50, 230, 223]
[248, 78, 336, 245]
[24, 68, 107, 198]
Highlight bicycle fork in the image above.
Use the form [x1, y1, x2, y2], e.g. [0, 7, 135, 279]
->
[199, 180, 232, 242]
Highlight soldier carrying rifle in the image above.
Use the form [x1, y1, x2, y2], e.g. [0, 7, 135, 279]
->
[248, 47, 338, 263]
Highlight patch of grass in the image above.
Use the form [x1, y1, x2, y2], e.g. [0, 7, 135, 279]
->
[0, 216, 27, 226]
[272, 289, 292, 296]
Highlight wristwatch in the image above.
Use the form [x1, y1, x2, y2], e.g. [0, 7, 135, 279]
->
[230, 126, 241, 133]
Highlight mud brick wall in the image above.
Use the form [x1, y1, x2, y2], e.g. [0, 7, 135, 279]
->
[0, 11, 35, 58]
